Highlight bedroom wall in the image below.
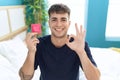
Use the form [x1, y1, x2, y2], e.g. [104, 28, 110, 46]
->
[0, 0, 23, 6]
[86, 0, 120, 48]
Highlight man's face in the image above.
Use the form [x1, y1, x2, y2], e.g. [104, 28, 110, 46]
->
[49, 12, 70, 38]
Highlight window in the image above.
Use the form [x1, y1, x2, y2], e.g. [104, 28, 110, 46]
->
[105, 0, 120, 41]
[48, 0, 87, 34]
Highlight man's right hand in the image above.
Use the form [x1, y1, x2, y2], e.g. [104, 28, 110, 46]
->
[24, 32, 39, 53]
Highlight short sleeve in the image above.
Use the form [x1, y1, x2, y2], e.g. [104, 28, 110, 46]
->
[85, 42, 97, 67]
[34, 38, 41, 70]
[34, 53, 39, 70]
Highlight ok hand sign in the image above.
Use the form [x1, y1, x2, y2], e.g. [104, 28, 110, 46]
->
[66, 23, 86, 54]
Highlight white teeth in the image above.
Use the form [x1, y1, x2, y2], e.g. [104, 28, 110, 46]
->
[56, 28, 62, 31]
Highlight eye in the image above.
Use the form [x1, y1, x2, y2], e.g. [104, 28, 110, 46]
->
[52, 19, 56, 21]
[62, 19, 66, 21]
[50, 17, 57, 21]
[50, 19, 57, 22]
[61, 19, 67, 22]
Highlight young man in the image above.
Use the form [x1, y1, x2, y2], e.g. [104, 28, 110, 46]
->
[19, 3, 100, 80]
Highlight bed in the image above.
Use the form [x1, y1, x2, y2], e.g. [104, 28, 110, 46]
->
[0, 5, 120, 80]
[79, 48, 120, 80]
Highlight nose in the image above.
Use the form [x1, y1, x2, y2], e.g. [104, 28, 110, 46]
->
[56, 20, 62, 27]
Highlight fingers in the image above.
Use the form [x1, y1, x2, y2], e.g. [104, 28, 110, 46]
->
[24, 32, 39, 53]
[80, 25, 82, 34]
[32, 39, 39, 46]
[75, 23, 79, 36]
[66, 34, 75, 44]
[25, 32, 39, 47]
[27, 32, 38, 40]
[75, 23, 86, 37]
[68, 34, 75, 40]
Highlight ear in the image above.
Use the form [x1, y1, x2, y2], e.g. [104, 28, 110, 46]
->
[68, 20, 71, 27]
[48, 20, 50, 27]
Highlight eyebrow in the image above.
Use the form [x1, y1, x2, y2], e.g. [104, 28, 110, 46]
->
[50, 17, 68, 20]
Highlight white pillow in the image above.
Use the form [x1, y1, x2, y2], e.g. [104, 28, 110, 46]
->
[0, 54, 20, 80]
[0, 37, 28, 71]
[0, 37, 41, 80]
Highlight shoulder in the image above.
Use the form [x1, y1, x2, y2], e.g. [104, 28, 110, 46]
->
[38, 35, 50, 40]
[37, 35, 51, 47]
[85, 41, 89, 48]
[84, 41, 91, 54]
[38, 35, 51, 42]
[36, 35, 50, 50]
[85, 41, 97, 66]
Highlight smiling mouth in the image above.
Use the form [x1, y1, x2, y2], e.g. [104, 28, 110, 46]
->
[55, 28, 64, 32]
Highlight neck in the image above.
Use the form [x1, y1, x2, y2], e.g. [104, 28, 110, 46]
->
[51, 35, 67, 47]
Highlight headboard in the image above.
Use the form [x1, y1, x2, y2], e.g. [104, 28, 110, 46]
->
[0, 5, 27, 41]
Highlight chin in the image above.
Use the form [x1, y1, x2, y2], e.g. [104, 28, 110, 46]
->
[53, 34, 66, 38]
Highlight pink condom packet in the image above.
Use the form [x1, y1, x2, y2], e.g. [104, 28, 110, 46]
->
[31, 24, 41, 34]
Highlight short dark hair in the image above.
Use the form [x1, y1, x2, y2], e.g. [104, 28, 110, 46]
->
[48, 3, 70, 17]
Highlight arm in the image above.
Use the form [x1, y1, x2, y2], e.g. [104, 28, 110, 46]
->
[66, 23, 100, 80]
[76, 50, 100, 80]
[19, 33, 39, 80]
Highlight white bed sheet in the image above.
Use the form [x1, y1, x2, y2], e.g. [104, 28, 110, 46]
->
[0, 37, 40, 80]
[0, 37, 120, 80]
[90, 47, 120, 80]
[79, 47, 120, 80]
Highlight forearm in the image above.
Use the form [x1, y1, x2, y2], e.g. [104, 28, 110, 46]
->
[77, 50, 100, 80]
[19, 51, 35, 80]
[19, 68, 34, 80]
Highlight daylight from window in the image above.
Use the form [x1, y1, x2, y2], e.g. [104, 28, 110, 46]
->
[105, 0, 120, 41]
